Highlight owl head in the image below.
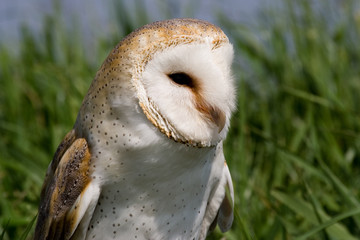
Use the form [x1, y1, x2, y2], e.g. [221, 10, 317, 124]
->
[85, 19, 235, 147]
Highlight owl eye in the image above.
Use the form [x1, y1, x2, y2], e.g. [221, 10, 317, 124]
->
[167, 73, 194, 88]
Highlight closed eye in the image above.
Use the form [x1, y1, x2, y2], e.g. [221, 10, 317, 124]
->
[167, 72, 195, 88]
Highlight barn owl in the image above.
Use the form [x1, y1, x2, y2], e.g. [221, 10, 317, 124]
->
[34, 18, 235, 240]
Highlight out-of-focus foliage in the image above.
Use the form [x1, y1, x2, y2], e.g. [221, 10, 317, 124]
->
[0, 0, 359, 239]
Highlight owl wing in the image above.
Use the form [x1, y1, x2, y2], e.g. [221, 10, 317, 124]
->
[200, 151, 234, 238]
[34, 130, 100, 240]
[216, 162, 234, 232]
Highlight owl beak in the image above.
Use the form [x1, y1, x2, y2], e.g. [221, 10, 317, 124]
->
[195, 99, 226, 133]
[209, 107, 226, 133]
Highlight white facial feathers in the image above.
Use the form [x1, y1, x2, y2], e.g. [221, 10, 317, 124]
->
[142, 42, 235, 146]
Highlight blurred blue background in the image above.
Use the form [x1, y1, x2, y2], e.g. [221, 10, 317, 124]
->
[0, 0, 266, 46]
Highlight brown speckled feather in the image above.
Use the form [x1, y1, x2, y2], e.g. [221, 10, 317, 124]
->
[34, 130, 93, 240]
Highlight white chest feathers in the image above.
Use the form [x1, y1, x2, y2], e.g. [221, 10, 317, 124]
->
[87, 142, 223, 240]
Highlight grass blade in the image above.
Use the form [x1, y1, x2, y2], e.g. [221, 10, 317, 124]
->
[295, 208, 360, 240]
[271, 190, 357, 240]
[0, 220, 10, 240]
[19, 215, 37, 240]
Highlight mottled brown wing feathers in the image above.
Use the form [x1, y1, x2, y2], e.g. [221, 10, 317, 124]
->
[34, 130, 92, 240]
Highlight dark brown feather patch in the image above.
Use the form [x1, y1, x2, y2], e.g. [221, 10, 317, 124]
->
[34, 131, 92, 240]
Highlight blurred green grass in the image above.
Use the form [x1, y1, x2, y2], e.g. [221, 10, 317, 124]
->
[1, 0, 360, 239]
